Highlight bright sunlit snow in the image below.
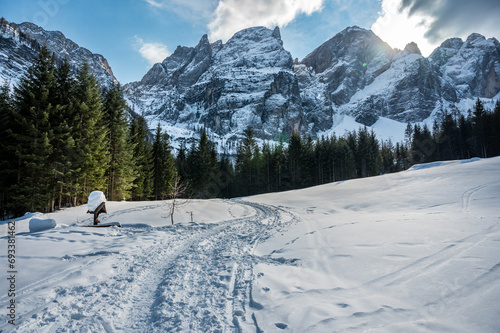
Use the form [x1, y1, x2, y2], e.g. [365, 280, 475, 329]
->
[1, 157, 499, 332]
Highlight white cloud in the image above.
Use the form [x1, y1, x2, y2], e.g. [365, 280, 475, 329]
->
[208, 0, 324, 42]
[371, 0, 436, 56]
[144, 0, 218, 24]
[372, 0, 500, 56]
[134, 36, 171, 66]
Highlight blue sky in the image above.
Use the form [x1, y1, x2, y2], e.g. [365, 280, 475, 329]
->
[2, 0, 499, 84]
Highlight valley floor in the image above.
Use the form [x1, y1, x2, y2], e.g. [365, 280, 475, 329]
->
[1, 157, 499, 332]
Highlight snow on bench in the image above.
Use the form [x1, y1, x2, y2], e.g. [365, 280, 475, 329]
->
[87, 191, 106, 213]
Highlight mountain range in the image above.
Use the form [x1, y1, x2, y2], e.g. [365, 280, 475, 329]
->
[1, 18, 499, 151]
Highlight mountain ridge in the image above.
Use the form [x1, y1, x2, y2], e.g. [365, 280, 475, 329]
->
[0, 18, 118, 90]
[1, 18, 499, 151]
[124, 25, 500, 150]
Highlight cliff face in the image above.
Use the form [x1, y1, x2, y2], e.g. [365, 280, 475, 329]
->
[124, 26, 303, 145]
[0, 19, 117, 90]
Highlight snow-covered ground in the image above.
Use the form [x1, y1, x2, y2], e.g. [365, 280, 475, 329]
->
[1, 157, 499, 332]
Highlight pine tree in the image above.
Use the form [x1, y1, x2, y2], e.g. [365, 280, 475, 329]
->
[152, 123, 175, 200]
[235, 126, 259, 195]
[186, 129, 218, 198]
[287, 131, 303, 188]
[72, 62, 109, 204]
[0, 83, 14, 218]
[472, 98, 487, 158]
[130, 116, 152, 200]
[10, 45, 57, 214]
[103, 83, 135, 201]
[50, 57, 76, 209]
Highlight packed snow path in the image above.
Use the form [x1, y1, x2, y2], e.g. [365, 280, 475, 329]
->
[0, 200, 298, 332]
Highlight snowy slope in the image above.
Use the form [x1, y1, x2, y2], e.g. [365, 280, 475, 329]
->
[0, 20, 118, 90]
[1, 157, 499, 332]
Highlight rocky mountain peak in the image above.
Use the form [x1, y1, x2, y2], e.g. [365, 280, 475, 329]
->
[300, 26, 392, 74]
[0, 18, 117, 89]
[404, 42, 421, 55]
[466, 33, 486, 43]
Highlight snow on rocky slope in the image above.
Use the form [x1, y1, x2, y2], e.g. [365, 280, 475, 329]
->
[125, 25, 500, 150]
[1, 157, 499, 332]
[0, 19, 118, 90]
[124, 26, 302, 152]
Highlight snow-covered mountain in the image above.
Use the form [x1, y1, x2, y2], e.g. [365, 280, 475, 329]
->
[0, 19, 117, 90]
[125, 25, 500, 148]
[124, 26, 303, 150]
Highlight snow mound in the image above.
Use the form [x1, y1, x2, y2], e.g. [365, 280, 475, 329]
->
[87, 191, 106, 212]
[29, 218, 56, 232]
[408, 157, 481, 171]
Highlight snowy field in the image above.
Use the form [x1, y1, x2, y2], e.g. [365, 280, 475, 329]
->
[1, 157, 499, 332]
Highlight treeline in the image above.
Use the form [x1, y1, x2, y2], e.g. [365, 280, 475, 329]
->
[407, 99, 500, 164]
[2, 46, 500, 218]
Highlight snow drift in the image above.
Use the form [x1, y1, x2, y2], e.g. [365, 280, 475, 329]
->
[28, 218, 56, 232]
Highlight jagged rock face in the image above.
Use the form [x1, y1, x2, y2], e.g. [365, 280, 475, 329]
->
[300, 27, 394, 107]
[126, 25, 500, 141]
[125, 26, 303, 142]
[298, 28, 500, 126]
[430, 34, 500, 99]
[0, 20, 118, 90]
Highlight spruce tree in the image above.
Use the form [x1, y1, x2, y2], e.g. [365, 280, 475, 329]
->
[50, 57, 76, 209]
[103, 83, 135, 201]
[0, 83, 14, 218]
[10, 45, 57, 214]
[152, 123, 175, 200]
[472, 98, 487, 157]
[72, 62, 109, 203]
[130, 116, 152, 200]
[235, 126, 259, 195]
[186, 129, 218, 198]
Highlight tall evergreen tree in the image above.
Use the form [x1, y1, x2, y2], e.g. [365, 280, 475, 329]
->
[0, 83, 14, 218]
[472, 98, 487, 158]
[130, 116, 152, 200]
[10, 45, 57, 214]
[103, 83, 135, 201]
[50, 57, 76, 209]
[235, 126, 260, 195]
[71, 62, 109, 204]
[152, 123, 175, 200]
[186, 129, 218, 198]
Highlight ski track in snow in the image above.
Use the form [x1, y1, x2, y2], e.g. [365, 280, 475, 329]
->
[0, 200, 298, 332]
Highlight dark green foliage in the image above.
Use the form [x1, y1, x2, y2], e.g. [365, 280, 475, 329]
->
[0, 83, 15, 218]
[420, 100, 500, 163]
[10, 45, 57, 213]
[72, 62, 109, 203]
[1, 48, 138, 217]
[104, 83, 135, 201]
[130, 116, 152, 200]
[186, 129, 218, 198]
[152, 123, 175, 200]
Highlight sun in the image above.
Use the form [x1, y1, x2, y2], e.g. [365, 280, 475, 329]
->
[371, 0, 437, 56]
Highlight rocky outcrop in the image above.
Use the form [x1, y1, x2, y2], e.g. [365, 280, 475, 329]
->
[429, 33, 500, 99]
[124, 26, 303, 145]
[124, 25, 500, 146]
[0, 19, 118, 89]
